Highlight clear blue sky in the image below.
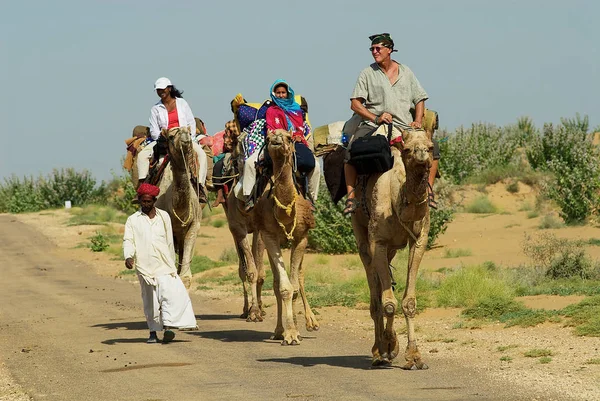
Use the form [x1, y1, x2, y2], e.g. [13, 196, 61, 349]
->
[1, 0, 598, 182]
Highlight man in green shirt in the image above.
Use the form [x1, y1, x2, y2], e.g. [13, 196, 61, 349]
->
[344, 33, 439, 213]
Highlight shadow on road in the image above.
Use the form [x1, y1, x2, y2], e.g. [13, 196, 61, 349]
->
[186, 329, 273, 343]
[102, 338, 191, 345]
[196, 314, 243, 321]
[257, 355, 376, 370]
[92, 321, 148, 331]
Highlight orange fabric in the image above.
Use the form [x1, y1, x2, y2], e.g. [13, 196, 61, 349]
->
[167, 107, 179, 129]
[123, 137, 147, 171]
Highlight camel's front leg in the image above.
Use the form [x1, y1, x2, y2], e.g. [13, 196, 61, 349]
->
[235, 242, 250, 319]
[352, 220, 387, 367]
[235, 236, 262, 322]
[262, 233, 300, 345]
[252, 232, 267, 317]
[291, 236, 319, 332]
[180, 223, 200, 289]
[371, 241, 399, 365]
[401, 234, 429, 370]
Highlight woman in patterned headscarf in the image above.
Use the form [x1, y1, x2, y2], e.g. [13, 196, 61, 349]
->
[265, 79, 308, 146]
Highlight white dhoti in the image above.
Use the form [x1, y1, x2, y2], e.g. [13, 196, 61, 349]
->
[138, 273, 197, 332]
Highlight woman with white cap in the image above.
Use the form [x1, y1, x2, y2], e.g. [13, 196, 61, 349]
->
[136, 77, 207, 196]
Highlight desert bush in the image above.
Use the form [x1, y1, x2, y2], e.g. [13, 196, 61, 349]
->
[0, 175, 45, 213]
[427, 178, 455, 249]
[219, 247, 238, 264]
[462, 296, 525, 320]
[0, 169, 107, 213]
[436, 264, 515, 308]
[106, 171, 137, 215]
[538, 214, 564, 229]
[522, 233, 598, 280]
[505, 181, 519, 193]
[89, 232, 109, 252]
[38, 168, 106, 208]
[546, 248, 594, 280]
[308, 179, 357, 254]
[526, 118, 600, 223]
[437, 123, 522, 184]
[465, 196, 497, 214]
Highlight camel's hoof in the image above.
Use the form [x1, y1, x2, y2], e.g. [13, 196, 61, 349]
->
[401, 361, 429, 370]
[240, 311, 249, 319]
[371, 357, 392, 368]
[281, 338, 301, 346]
[260, 309, 267, 317]
[246, 308, 264, 323]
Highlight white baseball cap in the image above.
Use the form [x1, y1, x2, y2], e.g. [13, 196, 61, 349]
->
[154, 77, 172, 90]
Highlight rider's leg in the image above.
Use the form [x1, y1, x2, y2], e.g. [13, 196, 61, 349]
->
[242, 152, 260, 197]
[136, 142, 157, 187]
[192, 142, 207, 186]
[307, 157, 321, 202]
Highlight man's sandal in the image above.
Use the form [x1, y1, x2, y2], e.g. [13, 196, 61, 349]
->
[428, 191, 438, 210]
[343, 197, 360, 215]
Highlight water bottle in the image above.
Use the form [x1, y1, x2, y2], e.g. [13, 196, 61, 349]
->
[341, 132, 349, 147]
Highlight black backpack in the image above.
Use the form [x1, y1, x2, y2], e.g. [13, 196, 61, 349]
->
[348, 124, 394, 175]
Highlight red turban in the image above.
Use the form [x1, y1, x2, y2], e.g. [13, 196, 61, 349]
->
[137, 183, 160, 197]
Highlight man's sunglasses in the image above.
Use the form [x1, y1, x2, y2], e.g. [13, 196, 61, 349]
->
[369, 46, 387, 53]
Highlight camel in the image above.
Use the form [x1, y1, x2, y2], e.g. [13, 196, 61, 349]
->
[351, 128, 433, 368]
[129, 127, 202, 289]
[225, 129, 319, 344]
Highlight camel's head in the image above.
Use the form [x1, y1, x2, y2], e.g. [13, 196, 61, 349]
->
[266, 129, 294, 160]
[397, 128, 433, 169]
[162, 126, 194, 166]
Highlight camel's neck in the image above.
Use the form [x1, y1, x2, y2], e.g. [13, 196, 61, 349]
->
[170, 150, 195, 208]
[271, 155, 296, 204]
[403, 163, 429, 205]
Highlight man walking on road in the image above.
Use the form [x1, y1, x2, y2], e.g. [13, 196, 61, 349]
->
[123, 183, 197, 343]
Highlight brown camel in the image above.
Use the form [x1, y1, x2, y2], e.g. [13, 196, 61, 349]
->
[225, 129, 319, 343]
[351, 128, 433, 368]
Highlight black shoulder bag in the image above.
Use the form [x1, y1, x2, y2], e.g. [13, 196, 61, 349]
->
[348, 123, 394, 175]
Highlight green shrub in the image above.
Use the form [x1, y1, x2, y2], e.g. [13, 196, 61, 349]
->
[526, 118, 600, 223]
[538, 214, 564, 229]
[437, 123, 523, 185]
[68, 205, 127, 226]
[38, 168, 106, 208]
[443, 248, 472, 258]
[437, 264, 515, 308]
[465, 196, 498, 214]
[522, 233, 597, 280]
[523, 349, 553, 358]
[89, 232, 109, 252]
[505, 181, 519, 193]
[107, 171, 137, 215]
[0, 175, 44, 213]
[219, 247, 238, 264]
[190, 255, 225, 274]
[427, 179, 455, 249]
[462, 296, 525, 320]
[561, 295, 600, 337]
[546, 248, 593, 279]
[308, 179, 357, 254]
[211, 219, 226, 228]
[0, 169, 107, 214]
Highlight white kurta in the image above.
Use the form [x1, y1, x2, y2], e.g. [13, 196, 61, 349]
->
[123, 208, 197, 331]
